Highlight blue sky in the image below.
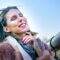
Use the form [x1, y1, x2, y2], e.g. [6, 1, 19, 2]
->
[0, 0, 60, 39]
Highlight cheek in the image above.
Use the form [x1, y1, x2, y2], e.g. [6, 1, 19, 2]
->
[23, 17, 27, 23]
[24, 19, 27, 22]
[7, 20, 17, 27]
[7, 22, 18, 31]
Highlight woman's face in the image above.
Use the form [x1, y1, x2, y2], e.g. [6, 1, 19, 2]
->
[4, 9, 30, 34]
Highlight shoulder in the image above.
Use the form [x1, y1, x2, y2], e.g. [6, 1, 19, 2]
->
[0, 41, 23, 60]
[0, 41, 14, 53]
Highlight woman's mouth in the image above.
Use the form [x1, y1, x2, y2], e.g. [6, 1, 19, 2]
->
[18, 23, 26, 28]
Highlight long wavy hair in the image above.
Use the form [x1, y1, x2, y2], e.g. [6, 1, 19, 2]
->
[0, 6, 18, 41]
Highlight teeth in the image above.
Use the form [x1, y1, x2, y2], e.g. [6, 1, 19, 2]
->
[21, 24, 25, 27]
[18, 23, 26, 27]
[21, 24, 25, 26]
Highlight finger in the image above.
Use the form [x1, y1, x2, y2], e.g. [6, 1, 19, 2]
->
[24, 38, 31, 44]
[22, 36, 29, 42]
[25, 32, 31, 36]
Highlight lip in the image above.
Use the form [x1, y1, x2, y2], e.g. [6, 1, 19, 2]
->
[18, 23, 26, 28]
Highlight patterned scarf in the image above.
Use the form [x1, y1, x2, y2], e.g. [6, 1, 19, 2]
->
[16, 37, 38, 60]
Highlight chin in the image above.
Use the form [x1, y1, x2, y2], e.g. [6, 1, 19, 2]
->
[21, 28, 30, 32]
[21, 29, 29, 32]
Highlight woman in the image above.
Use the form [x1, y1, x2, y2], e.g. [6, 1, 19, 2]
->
[0, 6, 52, 60]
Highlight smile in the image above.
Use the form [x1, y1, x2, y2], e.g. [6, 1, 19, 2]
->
[18, 23, 26, 28]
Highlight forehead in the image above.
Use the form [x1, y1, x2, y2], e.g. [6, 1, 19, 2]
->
[6, 9, 20, 18]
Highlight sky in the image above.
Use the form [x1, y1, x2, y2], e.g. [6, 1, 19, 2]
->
[0, 0, 60, 40]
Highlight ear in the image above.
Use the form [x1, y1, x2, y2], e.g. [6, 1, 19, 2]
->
[3, 26, 10, 32]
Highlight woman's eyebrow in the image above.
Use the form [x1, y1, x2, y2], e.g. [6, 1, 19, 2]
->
[19, 13, 23, 17]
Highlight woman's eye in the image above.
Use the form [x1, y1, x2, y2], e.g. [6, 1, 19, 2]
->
[11, 15, 17, 21]
[19, 13, 23, 17]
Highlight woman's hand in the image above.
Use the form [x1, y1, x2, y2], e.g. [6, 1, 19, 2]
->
[22, 32, 34, 44]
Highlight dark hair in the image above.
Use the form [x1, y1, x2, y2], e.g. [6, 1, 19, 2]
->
[0, 6, 18, 41]
[0, 6, 18, 26]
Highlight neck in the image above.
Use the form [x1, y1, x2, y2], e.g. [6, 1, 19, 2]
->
[16, 34, 23, 40]
[10, 32, 23, 40]
[15, 32, 24, 40]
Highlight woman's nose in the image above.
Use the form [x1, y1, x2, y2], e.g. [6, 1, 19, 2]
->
[18, 16, 27, 23]
[18, 17, 23, 22]
[19, 19, 23, 22]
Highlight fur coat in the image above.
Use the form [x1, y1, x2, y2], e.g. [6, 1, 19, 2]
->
[0, 41, 23, 60]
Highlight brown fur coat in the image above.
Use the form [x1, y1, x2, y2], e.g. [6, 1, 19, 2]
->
[0, 42, 23, 60]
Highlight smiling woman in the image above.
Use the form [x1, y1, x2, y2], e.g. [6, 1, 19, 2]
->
[0, 6, 53, 60]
